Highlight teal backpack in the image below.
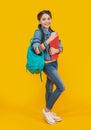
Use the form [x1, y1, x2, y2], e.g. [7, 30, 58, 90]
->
[26, 38, 45, 81]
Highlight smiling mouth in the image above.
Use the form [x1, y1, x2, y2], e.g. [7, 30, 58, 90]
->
[45, 24, 50, 26]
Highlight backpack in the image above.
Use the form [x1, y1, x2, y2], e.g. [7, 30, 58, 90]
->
[26, 34, 45, 82]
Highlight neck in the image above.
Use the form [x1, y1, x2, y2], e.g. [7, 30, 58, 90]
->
[41, 26, 49, 32]
[45, 28, 49, 31]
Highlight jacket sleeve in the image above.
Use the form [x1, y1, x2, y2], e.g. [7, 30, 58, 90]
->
[32, 30, 47, 54]
[58, 40, 63, 52]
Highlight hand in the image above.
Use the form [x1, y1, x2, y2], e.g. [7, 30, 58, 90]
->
[49, 32, 58, 41]
[45, 32, 58, 45]
[49, 47, 59, 55]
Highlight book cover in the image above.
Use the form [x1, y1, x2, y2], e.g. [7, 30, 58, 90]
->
[50, 36, 59, 59]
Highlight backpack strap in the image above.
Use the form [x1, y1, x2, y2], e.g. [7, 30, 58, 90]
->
[40, 72, 43, 82]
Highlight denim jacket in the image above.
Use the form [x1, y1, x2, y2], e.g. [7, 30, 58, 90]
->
[32, 26, 63, 60]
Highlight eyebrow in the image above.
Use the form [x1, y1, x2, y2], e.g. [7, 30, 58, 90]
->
[42, 17, 51, 19]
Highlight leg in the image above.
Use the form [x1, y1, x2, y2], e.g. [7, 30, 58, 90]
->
[43, 61, 65, 109]
[45, 77, 54, 106]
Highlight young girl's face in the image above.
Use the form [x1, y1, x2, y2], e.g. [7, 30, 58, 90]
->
[39, 14, 52, 30]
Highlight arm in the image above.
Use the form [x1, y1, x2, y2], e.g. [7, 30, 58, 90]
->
[32, 30, 47, 54]
[32, 30, 57, 54]
[58, 40, 63, 53]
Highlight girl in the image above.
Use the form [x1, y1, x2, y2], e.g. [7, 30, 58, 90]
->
[32, 10, 65, 124]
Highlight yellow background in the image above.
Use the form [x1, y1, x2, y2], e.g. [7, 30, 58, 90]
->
[0, 0, 91, 129]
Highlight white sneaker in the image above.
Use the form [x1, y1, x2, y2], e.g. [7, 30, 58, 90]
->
[42, 109, 56, 124]
[50, 112, 62, 122]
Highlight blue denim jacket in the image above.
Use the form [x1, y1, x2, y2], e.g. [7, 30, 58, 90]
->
[32, 26, 63, 60]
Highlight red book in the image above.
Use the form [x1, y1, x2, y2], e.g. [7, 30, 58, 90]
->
[50, 36, 59, 60]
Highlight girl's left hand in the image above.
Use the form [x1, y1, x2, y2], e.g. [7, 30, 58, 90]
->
[49, 47, 59, 55]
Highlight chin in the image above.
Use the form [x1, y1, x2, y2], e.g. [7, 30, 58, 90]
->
[44, 26, 50, 29]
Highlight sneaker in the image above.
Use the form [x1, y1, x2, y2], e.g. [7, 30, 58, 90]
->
[42, 109, 56, 124]
[50, 112, 62, 122]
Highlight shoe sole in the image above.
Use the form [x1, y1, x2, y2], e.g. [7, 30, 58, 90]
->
[54, 119, 62, 122]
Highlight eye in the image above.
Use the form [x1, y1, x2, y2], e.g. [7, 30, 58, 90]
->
[42, 18, 46, 21]
[48, 17, 51, 20]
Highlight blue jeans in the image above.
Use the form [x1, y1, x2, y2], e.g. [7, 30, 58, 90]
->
[43, 60, 65, 109]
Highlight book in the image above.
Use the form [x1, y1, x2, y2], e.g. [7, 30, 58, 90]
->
[50, 36, 59, 60]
